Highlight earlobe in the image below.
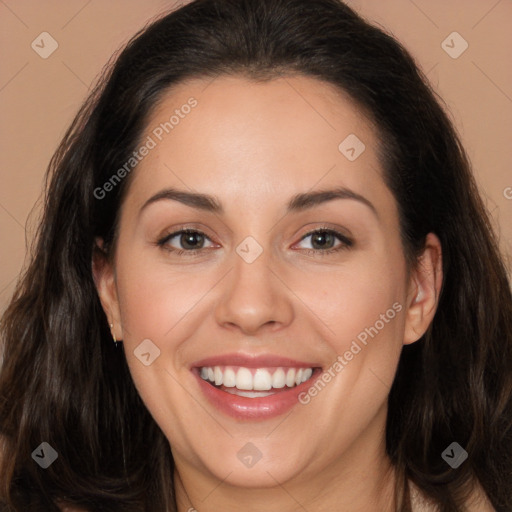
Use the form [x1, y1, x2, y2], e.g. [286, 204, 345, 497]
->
[92, 237, 123, 341]
[403, 233, 443, 345]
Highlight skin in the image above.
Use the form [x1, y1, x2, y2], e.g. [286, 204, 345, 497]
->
[94, 75, 445, 511]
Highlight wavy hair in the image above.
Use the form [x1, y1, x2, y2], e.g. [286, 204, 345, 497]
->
[1, 0, 511, 510]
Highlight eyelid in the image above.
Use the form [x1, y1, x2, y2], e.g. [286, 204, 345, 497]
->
[300, 226, 351, 240]
[157, 222, 215, 239]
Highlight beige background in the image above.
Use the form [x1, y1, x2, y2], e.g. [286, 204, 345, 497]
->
[1, 0, 511, 315]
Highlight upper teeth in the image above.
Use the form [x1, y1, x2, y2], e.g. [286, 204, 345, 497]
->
[200, 366, 314, 390]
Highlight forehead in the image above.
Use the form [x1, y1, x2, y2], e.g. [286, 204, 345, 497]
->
[125, 74, 387, 213]
[147, 73, 377, 151]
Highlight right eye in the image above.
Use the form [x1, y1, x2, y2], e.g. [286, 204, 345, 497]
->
[157, 229, 216, 255]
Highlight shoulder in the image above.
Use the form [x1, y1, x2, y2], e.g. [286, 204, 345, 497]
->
[409, 479, 496, 512]
[57, 504, 88, 512]
[463, 482, 496, 512]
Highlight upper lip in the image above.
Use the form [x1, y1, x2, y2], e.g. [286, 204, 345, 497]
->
[191, 352, 322, 369]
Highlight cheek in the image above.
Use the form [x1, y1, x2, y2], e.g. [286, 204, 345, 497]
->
[113, 253, 217, 446]
[284, 248, 407, 356]
[328, 255, 407, 408]
[115, 250, 211, 343]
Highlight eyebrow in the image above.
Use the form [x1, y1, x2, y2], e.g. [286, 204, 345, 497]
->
[139, 186, 378, 218]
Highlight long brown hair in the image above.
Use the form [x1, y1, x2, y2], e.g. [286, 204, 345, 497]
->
[1, 1, 511, 510]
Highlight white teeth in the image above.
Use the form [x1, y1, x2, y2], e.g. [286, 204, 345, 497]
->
[253, 369, 272, 390]
[236, 367, 253, 390]
[199, 365, 315, 391]
[214, 366, 223, 386]
[272, 368, 286, 388]
[285, 369, 296, 387]
[302, 368, 313, 382]
[223, 367, 236, 387]
[224, 389, 275, 398]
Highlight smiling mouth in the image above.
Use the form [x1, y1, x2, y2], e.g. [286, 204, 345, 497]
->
[198, 365, 318, 398]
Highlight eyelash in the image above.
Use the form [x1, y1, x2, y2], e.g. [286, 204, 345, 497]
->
[156, 227, 353, 258]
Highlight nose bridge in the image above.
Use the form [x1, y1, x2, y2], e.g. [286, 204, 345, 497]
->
[213, 237, 294, 334]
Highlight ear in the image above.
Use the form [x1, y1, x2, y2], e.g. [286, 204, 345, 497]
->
[403, 232, 443, 345]
[92, 237, 123, 341]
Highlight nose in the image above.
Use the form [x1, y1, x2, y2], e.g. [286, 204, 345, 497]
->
[214, 246, 294, 336]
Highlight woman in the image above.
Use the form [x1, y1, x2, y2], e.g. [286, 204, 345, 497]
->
[0, 0, 510, 510]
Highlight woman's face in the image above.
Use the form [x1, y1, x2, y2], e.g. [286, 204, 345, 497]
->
[95, 75, 440, 494]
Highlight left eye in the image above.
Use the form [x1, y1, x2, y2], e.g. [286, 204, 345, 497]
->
[158, 229, 215, 252]
[295, 229, 352, 251]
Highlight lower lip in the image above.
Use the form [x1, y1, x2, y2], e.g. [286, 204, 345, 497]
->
[193, 369, 322, 420]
